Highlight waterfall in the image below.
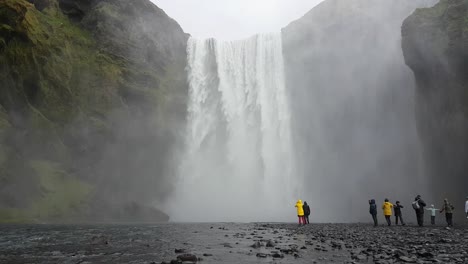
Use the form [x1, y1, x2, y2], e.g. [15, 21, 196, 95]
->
[168, 34, 299, 222]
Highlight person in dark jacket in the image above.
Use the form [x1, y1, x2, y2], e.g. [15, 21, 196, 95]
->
[369, 199, 378, 226]
[394, 201, 405, 226]
[303, 201, 311, 224]
[413, 195, 427, 227]
[439, 198, 455, 227]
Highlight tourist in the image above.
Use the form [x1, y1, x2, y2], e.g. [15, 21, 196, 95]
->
[369, 199, 378, 226]
[382, 198, 393, 226]
[303, 201, 310, 224]
[295, 200, 305, 225]
[394, 201, 405, 226]
[439, 199, 454, 227]
[465, 196, 468, 219]
[412, 195, 426, 227]
[426, 204, 439, 225]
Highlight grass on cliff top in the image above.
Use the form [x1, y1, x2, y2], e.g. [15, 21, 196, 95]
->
[412, 0, 449, 19]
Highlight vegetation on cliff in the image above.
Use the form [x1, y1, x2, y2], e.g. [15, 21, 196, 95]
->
[0, 0, 187, 222]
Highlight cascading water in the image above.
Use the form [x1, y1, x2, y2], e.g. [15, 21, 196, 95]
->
[168, 34, 299, 222]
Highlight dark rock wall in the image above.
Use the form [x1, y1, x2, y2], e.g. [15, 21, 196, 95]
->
[0, 0, 188, 222]
[402, 0, 468, 216]
[282, 0, 438, 221]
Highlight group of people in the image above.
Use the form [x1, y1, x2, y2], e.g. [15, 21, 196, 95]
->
[294, 200, 311, 225]
[369, 195, 468, 227]
[292, 196, 468, 226]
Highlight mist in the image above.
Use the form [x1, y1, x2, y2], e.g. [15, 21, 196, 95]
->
[152, 0, 324, 40]
[0, 0, 444, 223]
[0, 0, 189, 222]
[282, 0, 439, 222]
[162, 0, 439, 222]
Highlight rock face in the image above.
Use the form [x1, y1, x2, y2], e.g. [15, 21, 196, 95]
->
[402, 0, 468, 216]
[0, 0, 187, 222]
[282, 0, 438, 222]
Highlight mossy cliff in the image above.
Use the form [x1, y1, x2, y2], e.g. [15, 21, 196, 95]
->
[0, 0, 188, 222]
[402, 0, 468, 209]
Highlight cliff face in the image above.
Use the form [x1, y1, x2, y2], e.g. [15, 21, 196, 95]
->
[0, 0, 188, 222]
[282, 0, 438, 222]
[402, 0, 468, 209]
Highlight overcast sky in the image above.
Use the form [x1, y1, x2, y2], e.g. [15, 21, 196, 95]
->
[151, 0, 324, 40]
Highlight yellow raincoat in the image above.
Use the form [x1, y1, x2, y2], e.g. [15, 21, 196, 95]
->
[295, 200, 304, 216]
[382, 202, 394, 216]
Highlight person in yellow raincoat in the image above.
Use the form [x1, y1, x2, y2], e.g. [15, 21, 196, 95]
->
[295, 200, 305, 225]
[382, 198, 394, 226]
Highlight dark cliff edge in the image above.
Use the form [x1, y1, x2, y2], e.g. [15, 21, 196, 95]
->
[282, 0, 438, 221]
[402, 0, 468, 214]
[0, 0, 188, 222]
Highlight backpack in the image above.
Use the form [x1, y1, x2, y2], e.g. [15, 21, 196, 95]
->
[412, 200, 420, 209]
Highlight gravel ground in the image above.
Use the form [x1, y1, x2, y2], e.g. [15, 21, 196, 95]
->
[0, 223, 466, 263]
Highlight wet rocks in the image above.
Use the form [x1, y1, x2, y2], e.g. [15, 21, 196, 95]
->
[399, 256, 416, 263]
[250, 241, 263, 249]
[272, 252, 284, 258]
[90, 235, 109, 245]
[280, 223, 468, 264]
[3, 223, 467, 264]
[176, 254, 198, 262]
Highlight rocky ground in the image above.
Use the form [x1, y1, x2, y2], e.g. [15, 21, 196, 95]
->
[282, 223, 468, 263]
[0, 223, 467, 263]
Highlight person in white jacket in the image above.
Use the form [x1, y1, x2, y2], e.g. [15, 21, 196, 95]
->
[465, 196, 468, 219]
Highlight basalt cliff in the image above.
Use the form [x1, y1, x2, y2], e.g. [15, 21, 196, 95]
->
[403, 0, 468, 212]
[0, 0, 188, 222]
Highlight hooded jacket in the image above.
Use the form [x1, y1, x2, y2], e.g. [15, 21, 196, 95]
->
[382, 201, 394, 216]
[303, 202, 310, 216]
[440, 200, 454, 214]
[394, 203, 404, 216]
[295, 200, 304, 216]
[414, 196, 427, 213]
[369, 199, 377, 215]
[426, 205, 439, 216]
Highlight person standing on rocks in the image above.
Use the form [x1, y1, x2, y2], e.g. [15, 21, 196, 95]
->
[382, 198, 393, 226]
[295, 200, 305, 225]
[369, 199, 378, 226]
[303, 201, 311, 224]
[465, 196, 468, 219]
[439, 199, 455, 227]
[412, 195, 426, 227]
[426, 204, 439, 225]
[394, 201, 405, 226]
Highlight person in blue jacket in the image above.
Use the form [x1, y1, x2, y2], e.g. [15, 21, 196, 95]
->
[369, 199, 378, 226]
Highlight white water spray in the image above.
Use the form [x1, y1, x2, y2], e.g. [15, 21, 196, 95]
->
[168, 34, 299, 222]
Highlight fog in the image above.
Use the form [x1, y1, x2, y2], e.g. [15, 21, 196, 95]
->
[281, 0, 439, 222]
[161, 0, 439, 222]
[151, 0, 323, 40]
[1, 0, 443, 223]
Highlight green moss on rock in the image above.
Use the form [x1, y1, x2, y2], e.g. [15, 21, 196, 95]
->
[0, 0, 188, 223]
[29, 160, 93, 220]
